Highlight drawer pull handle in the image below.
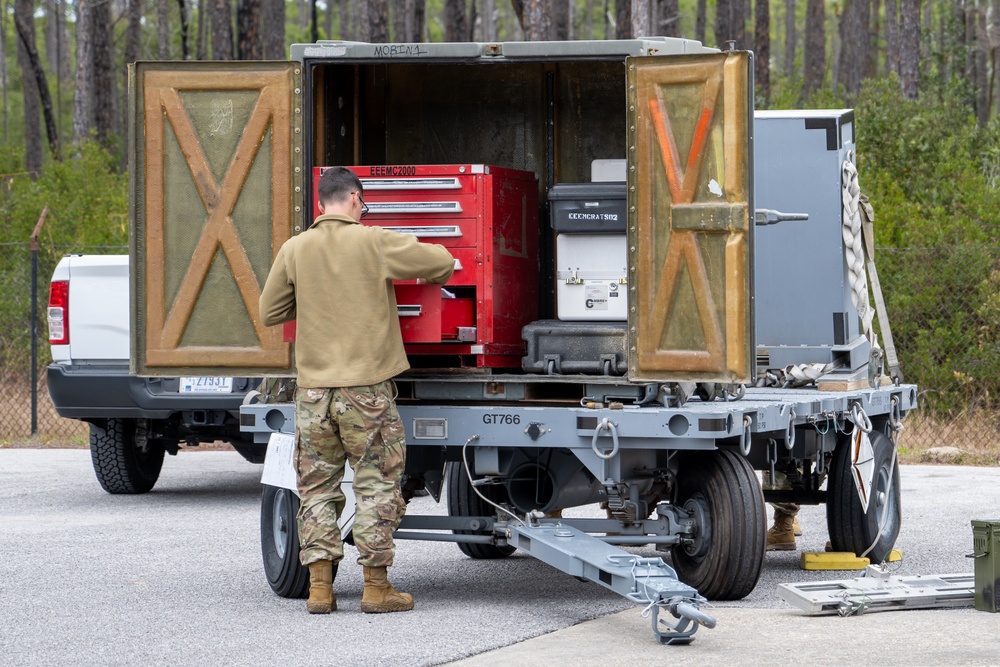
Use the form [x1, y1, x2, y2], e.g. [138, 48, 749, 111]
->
[361, 178, 461, 190]
[367, 202, 463, 215]
[397, 305, 422, 317]
[389, 225, 463, 238]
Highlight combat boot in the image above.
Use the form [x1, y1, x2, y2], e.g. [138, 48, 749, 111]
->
[306, 560, 336, 614]
[361, 566, 414, 613]
[766, 510, 797, 551]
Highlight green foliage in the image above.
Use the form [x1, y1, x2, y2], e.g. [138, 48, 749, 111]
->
[853, 76, 1000, 417]
[0, 141, 128, 248]
[0, 140, 128, 375]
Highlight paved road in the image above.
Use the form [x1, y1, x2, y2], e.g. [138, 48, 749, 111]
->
[1, 449, 997, 666]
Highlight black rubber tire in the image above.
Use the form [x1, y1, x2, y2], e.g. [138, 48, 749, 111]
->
[827, 429, 901, 563]
[671, 449, 766, 600]
[89, 418, 164, 494]
[260, 485, 317, 599]
[445, 461, 516, 560]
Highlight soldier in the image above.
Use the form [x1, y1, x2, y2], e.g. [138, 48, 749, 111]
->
[259, 167, 455, 614]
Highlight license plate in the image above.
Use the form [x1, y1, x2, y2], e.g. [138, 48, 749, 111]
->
[179, 377, 233, 393]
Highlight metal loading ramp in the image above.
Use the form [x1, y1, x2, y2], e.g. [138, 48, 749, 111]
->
[777, 567, 975, 616]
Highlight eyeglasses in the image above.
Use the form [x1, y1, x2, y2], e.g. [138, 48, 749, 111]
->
[357, 193, 369, 219]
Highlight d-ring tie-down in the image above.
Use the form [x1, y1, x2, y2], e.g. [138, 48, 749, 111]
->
[592, 417, 620, 460]
[741, 415, 752, 456]
[783, 409, 796, 450]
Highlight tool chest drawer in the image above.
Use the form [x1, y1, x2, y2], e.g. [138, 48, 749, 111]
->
[313, 165, 539, 368]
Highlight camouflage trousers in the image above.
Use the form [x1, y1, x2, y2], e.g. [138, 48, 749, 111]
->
[762, 471, 800, 516]
[294, 381, 407, 568]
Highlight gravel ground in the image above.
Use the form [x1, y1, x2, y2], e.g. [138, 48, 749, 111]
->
[1, 449, 996, 666]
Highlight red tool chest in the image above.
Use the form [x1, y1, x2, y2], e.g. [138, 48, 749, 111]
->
[312, 165, 540, 368]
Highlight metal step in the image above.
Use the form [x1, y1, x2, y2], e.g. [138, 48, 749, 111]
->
[505, 517, 716, 644]
[777, 566, 975, 616]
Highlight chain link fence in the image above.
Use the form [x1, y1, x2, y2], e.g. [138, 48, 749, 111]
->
[0, 242, 994, 456]
[879, 246, 1000, 459]
[0, 243, 126, 443]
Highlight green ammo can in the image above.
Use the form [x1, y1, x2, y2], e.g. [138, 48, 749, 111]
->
[971, 520, 1000, 612]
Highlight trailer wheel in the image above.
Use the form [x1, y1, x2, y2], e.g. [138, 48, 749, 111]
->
[89, 418, 164, 494]
[671, 449, 766, 600]
[826, 429, 901, 563]
[446, 462, 515, 559]
[260, 485, 313, 598]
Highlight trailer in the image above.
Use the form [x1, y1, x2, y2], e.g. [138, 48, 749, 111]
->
[126, 37, 916, 644]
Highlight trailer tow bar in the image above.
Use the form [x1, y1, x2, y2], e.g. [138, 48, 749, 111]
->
[504, 515, 716, 644]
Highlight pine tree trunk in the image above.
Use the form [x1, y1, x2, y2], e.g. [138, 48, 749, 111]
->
[783, 0, 796, 76]
[124, 0, 143, 136]
[73, 0, 93, 144]
[836, 0, 869, 98]
[210, 0, 233, 59]
[615, 0, 630, 38]
[15, 0, 43, 175]
[262, 0, 285, 58]
[177, 0, 191, 59]
[885, 0, 899, 75]
[755, 0, 770, 106]
[45, 0, 59, 72]
[993, 0, 1000, 116]
[392, 0, 405, 40]
[898, 0, 919, 99]
[371, 0, 388, 41]
[522, 0, 551, 39]
[631, 0, 649, 37]
[196, 0, 207, 59]
[695, 0, 706, 42]
[413, 0, 426, 39]
[236, 0, 262, 59]
[715, 0, 745, 48]
[483, 0, 497, 40]
[803, 0, 825, 96]
[92, 0, 117, 148]
[339, 0, 350, 39]
[298, 0, 308, 33]
[1, 0, 8, 143]
[444, 0, 467, 41]
[976, 4, 988, 123]
[158, 0, 169, 58]
[553, 0, 570, 39]
[659, 0, 679, 36]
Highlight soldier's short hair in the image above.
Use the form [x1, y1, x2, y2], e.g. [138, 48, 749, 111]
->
[317, 167, 363, 207]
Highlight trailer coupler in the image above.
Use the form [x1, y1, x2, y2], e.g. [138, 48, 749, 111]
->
[504, 517, 715, 644]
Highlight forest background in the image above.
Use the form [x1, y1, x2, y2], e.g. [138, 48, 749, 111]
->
[1, 0, 999, 461]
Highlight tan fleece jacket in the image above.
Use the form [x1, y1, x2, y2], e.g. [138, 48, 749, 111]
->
[259, 213, 454, 388]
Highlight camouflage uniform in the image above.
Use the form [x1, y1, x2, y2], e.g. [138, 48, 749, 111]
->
[295, 380, 407, 568]
[761, 470, 800, 517]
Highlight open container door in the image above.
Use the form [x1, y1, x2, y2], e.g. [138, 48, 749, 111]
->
[128, 62, 303, 376]
[626, 52, 754, 384]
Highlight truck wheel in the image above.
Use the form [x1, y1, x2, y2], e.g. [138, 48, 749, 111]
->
[446, 462, 515, 559]
[89, 418, 164, 494]
[826, 429, 901, 563]
[260, 485, 314, 598]
[671, 449, 766, 600]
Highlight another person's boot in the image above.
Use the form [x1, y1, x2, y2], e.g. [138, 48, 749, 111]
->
[361, 565, 414, 613]
[766, 510, 797, 551]
[306, 560, 336, 614]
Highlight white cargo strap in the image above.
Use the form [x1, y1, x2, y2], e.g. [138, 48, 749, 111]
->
[841, 156, 876, 344]
[842, 155, 903, 382]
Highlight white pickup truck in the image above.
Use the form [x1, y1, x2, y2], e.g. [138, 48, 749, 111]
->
[46, 255, 262, 494]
